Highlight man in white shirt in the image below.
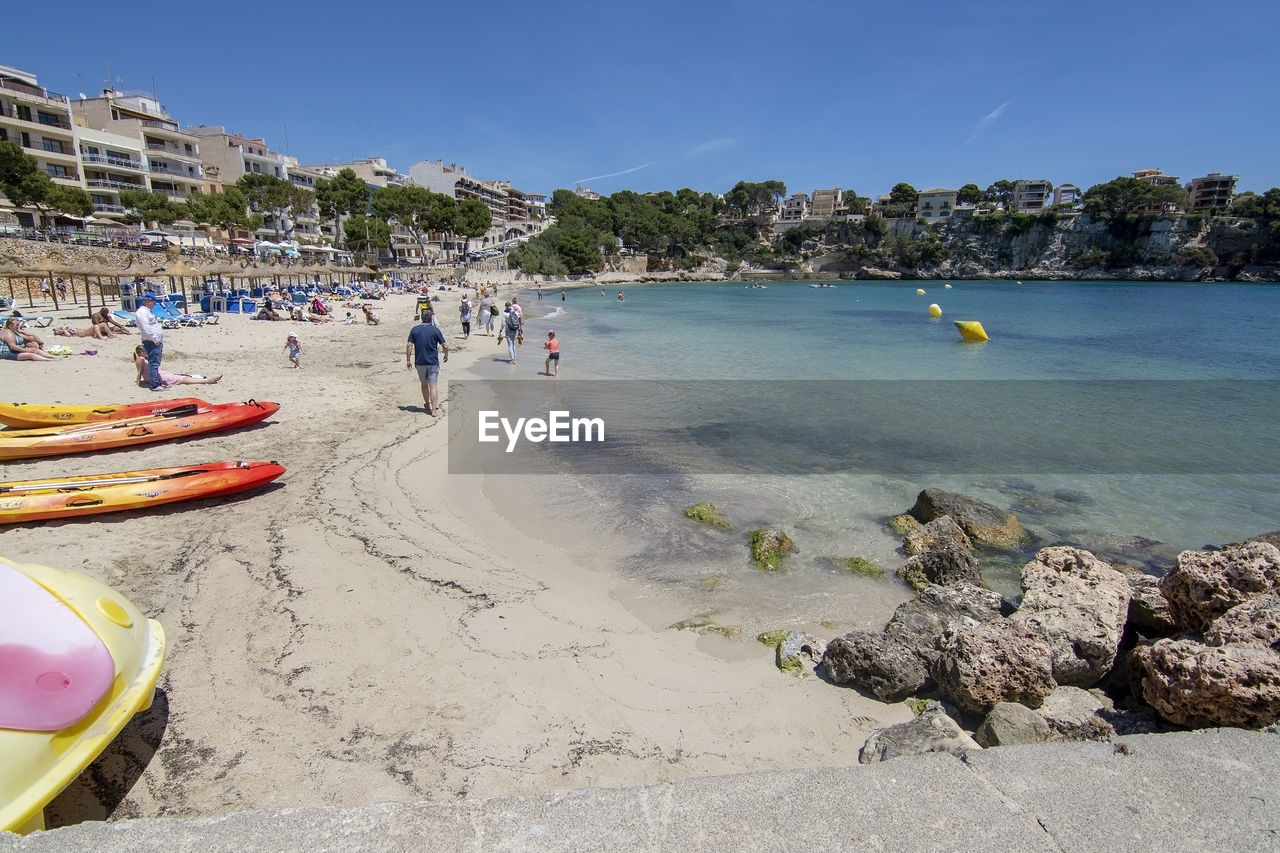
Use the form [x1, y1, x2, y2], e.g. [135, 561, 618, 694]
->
[135, 293, 165, 391]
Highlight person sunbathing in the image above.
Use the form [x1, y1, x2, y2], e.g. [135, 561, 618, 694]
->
[361, 303, 380, 325]
[0, 316, 57, 361]
[54, 322, 115, 339]
[92, 306, 132, 335]
[133, 345, 222, 387]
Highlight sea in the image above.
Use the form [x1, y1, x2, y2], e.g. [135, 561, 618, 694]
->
[463, 280, 1280, 645]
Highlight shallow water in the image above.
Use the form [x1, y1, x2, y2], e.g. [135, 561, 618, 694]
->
[468, 281, 1280, 638]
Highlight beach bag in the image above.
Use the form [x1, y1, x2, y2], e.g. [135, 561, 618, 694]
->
[489, 305, 499, 316]
[505, 310, 521, 331]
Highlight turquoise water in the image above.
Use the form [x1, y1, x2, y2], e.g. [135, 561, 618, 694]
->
[479, 281, 1280, 636]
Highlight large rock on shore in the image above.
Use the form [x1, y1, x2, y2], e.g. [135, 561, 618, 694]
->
[1129, 639, 1280, 729]
[821, 630, 929, 702]
[1158, 541, 1280, 632]
[897, 540, 984, 592]
[821, 584, 1007, 701]
[901, 514, 973, 556]
[974, 702, 1052, 747]
[908, 488, 1025, 549]
[931, 621, 1057, 715]
[858, 701, 979, 763]
[1009, 547, 1131, 687]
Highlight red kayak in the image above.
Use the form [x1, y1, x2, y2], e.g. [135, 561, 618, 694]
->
[0, 460, 286, 523]
[0, 400, 280, 461]
[0, 398, 210, 429]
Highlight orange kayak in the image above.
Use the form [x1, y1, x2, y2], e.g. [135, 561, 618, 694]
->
[0, 460, 285, 523]
[0, 400, 280, 461]
[0, 398, 210, 429]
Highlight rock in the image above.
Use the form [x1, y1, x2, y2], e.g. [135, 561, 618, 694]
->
[1233, 530, 1280, 550]
[858, 701, 979, 763]
[1158, 542, 1280, 632]
[908, 488, 1025, 549]
[887, 513, 921, 537]
[1009, 546, 1131, 687]
[902, 515, 973, 556]
[882, 583, 1008, 666]
[975, 702, 1052, 747]
[682, 502, 732, 529]
[1035, 686, 1116, 741]
[747, 528, 793, 571]
[821, 631, 930, 702]
[1121, 568, 1177, 637]
[1129, 639, 1280, 729]
[776, 631, 824, 677]
[1203, 595, 1280, 648]
[932, 620, 1057, 715]
[897, 541, 984, 592]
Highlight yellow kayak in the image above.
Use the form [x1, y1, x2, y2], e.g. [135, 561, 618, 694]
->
[0, 398, 209, 429]
[0, 556, 166, 834]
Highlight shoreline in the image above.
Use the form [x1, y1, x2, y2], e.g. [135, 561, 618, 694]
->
[1, 291, 909, 827]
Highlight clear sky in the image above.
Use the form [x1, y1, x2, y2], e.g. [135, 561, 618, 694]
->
[7, 0, 1278, 199]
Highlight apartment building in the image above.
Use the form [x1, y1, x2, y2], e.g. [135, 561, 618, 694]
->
[1185, 172, 1237, 211]
[187, 125, 291, 191]
[1132, 168, 1180, 187]
[0, 65, 80, 224]
[775, 193, 809, 232]
[307, 156, 409, 189]
[70, 89, 203, 204]
[810, 188, 842, 220]
[77, 127, 147, 220]
[284, 160, 327, 244]
[407, 158, 541, 254]
[1054, 183, 1083, 207]
[1012, 179, 1052, 213]
[917, 188, 958, 223]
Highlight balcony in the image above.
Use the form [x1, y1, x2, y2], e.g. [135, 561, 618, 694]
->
[86, 178, 144, 191]
[0, 105, 72, 130]
[82, 153, 144, 170]
[93, 203, 127, 213]
[140, 117, 179, 131]
[0, 77, 68, 103]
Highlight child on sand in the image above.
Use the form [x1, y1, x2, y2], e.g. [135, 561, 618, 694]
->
[543, 330, 560, 376]
[284, 333, 302, 368]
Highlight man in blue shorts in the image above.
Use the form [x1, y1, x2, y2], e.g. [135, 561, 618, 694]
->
[406, 309, 449, 416]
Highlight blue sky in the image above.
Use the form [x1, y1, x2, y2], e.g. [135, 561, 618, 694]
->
[7, 0, 1278, 199]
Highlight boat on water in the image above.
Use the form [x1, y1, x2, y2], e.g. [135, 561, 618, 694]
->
[809, 283, 837, 288]
[0, 400, 280, 461]
[0, 460, 286, 523]
[0, 398, 210, 430]
[0, 556, 166, 834]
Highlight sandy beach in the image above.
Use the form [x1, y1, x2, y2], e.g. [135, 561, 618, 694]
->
[1, 287, 907, 826]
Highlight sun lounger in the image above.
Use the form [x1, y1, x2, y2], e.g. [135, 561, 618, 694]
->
[113, 310, 136, 327]
[21, 317, 54, 329]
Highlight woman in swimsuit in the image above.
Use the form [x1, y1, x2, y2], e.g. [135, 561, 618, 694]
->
[54, 322, 115, 339]
[0, 317, 57, 361]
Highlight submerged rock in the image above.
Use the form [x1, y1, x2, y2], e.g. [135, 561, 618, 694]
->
[908, 488, 1025, 549]
[682, 502, 732, 529]
[748, 528, 794, 571]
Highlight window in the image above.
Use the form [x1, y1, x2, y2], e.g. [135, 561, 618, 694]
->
[45, 165, 67, 178]
[41, 139, 63, 154]
[37, 111, 61, 126]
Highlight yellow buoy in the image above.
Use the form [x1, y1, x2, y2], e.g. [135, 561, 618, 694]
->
[954, 320, 989, 342]
[944, 283, 952, 289]
[1016, 280, 1022, 285]
[928, 303, 942, 318]
[916, 288, 926, 295]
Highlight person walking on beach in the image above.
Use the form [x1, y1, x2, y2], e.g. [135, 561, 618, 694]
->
[459, 295, 473, 338]
[543, 330, 560, 377]
[407, 309, 449, 416]
[135, 293, 166, 391]
[284, 333, 302, 369]
[477, 293, 494, 334]
[502, 301, 522, 364]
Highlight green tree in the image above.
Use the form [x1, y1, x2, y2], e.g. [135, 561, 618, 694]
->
[1228, 188, 1280, 218]
[1082, 177, 1188, 220]
[47, 184, 93, 219]
[118, 188, 184, 227]
[185, 187, 261, 236]
[236, 174, 312, 240]
[370, 184, 457, 261]
[985, 180, 1016, 207]
[888, 182, 918, 210]
[723, 180, 786, 217]
[0, 141, 52, 212]
[342, 213, 390, 252]
[315, 168, 370, 248]
[453, 198, 494, 260]
[956, 183, 983, 205]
